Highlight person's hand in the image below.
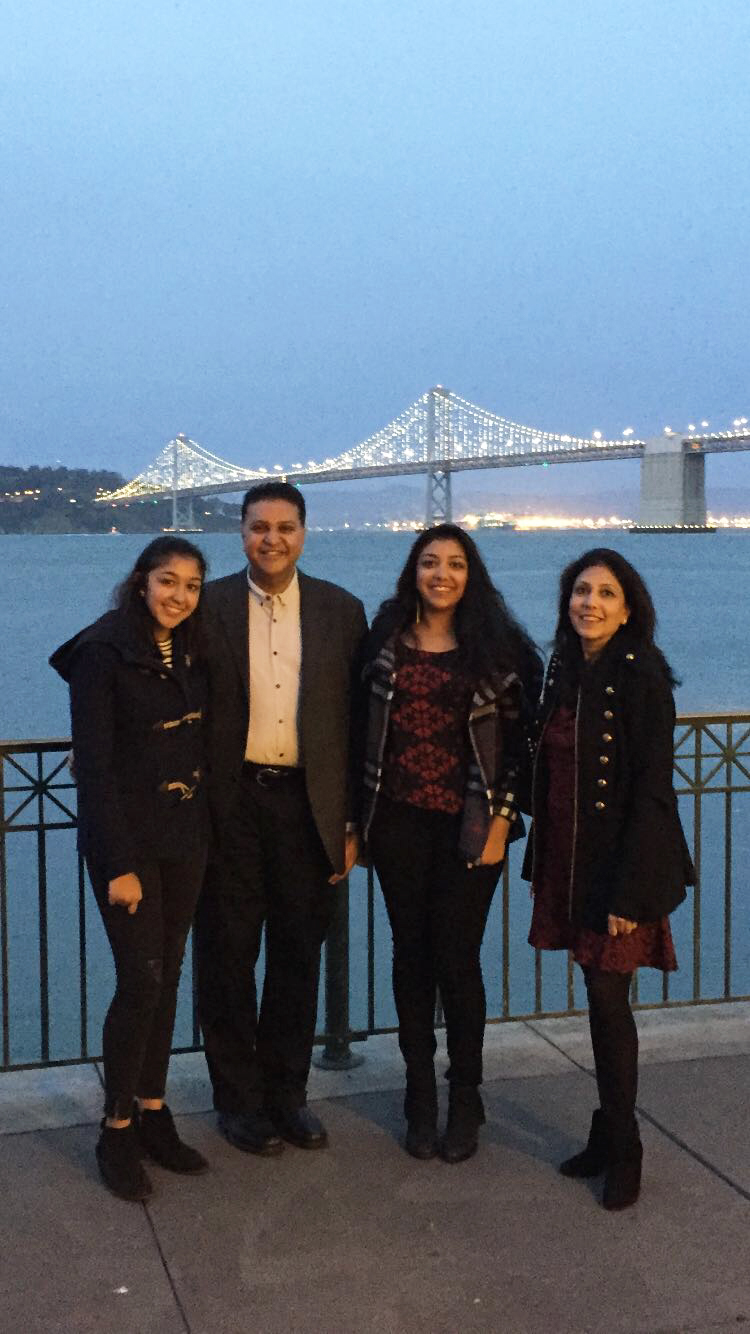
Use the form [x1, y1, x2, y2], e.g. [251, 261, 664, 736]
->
[608, 914, 637, 937]
[329, 832, 360, 883]
[108, 873, 143, 914]
[472, 815, 510, 868]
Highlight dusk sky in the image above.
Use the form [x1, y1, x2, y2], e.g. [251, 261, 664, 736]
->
[2, 0, 749, 499]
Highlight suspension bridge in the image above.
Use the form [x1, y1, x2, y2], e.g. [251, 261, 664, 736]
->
[95, 387, 750, 530]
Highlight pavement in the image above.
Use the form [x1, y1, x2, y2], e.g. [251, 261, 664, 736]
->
[2, 1003, 750, 1334]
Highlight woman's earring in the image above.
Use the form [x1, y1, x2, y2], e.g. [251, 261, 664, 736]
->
[415, 597, 421, 624]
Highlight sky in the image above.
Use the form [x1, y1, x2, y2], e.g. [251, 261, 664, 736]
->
[2, 0, 749, 499]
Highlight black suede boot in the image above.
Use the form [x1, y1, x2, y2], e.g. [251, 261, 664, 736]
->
[559, 1109, 610, 1178]
[96, 1121, 153, 1202]
[603, 1125, 642, 1210]
[404, 1069, 439, 1160]
[136, 1105, 209, 1174]
[440, 1085, 485, 1164]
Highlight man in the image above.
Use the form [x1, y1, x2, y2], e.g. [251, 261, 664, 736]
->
[195, 481, 367, 1155]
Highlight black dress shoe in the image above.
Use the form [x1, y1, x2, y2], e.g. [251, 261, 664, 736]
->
[217, 1111, 284, 1156]
[267, 1105, 328, 1149]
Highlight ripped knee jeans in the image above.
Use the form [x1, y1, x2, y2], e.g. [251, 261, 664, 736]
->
[87, 853, 206, 1118]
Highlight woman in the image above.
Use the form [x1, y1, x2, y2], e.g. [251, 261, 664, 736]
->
[360, 524, 541, 1163]
[525, 548, 693, 1210]
[50, 536, 211, 1202]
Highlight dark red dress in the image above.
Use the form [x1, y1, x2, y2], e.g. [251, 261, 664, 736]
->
[528, 706, 677, 973]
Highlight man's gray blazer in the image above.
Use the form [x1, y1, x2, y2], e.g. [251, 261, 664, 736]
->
[202, 568, 367, 875]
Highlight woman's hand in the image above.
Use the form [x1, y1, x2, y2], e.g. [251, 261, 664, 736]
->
[474, 815, 510, 867]
[108, 873, 143, 914]
[607, 914, 637, 937]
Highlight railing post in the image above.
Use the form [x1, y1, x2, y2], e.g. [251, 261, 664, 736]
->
[313, 876, 364, 1070]
[0, 751, 10, 1068]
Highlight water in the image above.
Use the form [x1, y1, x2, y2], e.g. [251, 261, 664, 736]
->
[2, 531, 749, 1066]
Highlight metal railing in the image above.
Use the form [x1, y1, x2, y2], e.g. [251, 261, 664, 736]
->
[2, 714, 749, 1072]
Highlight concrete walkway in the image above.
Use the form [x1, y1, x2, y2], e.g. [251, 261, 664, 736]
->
[2, 1004, 750, 1334]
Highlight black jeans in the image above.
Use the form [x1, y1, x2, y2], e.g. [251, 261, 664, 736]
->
[582, 966, 639, 1150]
[89, 853, 207, 1120]
[368, 796, 502, 1099]
[194, 766, 336, 1114]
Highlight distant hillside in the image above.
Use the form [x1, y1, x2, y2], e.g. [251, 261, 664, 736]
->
[0, 464, 238, 533]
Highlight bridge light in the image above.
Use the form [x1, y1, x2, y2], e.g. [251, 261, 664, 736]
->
[701, 420, 709, 427]
[622, 427, 634, 437]
[592, 430, 602, 440]
[687, 424, 696, 432]
[273, 464, 283, 471]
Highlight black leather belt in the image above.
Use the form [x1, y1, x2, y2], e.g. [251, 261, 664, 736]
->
[243, 762, 304, 787]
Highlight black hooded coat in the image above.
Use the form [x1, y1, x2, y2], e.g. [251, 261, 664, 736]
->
[50, 609, 209, 881]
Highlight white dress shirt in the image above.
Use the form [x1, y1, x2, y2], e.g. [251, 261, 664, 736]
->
[244, 570, 302, 766]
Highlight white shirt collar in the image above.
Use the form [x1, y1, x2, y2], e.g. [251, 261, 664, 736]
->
[246, 567, 299, 607]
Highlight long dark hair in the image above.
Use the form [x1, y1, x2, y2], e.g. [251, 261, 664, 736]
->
[369, 523, 542, 690]
[113, 536, 208, 656]
[554, 547, 677, 686]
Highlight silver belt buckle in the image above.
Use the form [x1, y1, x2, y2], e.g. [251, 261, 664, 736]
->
[256, 766, 281, 786]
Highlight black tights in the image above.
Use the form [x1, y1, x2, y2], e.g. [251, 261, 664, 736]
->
[582, 966, 639, 1150]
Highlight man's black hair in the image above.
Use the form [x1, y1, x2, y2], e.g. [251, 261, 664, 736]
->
[241, 481, 306, 524]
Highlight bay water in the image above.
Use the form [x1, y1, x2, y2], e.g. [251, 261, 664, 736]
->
[2, 531, 749, 1066]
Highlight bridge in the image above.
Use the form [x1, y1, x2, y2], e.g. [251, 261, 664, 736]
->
[95, 387, 750, 529]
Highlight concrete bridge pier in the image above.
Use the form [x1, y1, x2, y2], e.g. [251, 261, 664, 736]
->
[169, 493, 196, 530]
[634, 434, 712, 530]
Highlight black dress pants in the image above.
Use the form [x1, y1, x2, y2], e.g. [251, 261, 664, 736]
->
[194, 766, 336, 1113]
[89, 853, 207, 1120]
[368, 796, 502, 1096]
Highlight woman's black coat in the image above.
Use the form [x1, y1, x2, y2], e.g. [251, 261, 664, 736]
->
[50, 608, 209, 881]
[522, 628, 694, 930]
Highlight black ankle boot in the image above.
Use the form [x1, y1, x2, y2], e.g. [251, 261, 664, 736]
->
[603, 1135, 642, 1210]
[96, 1121, 153, 1202]
[405, 1116, 439, 1160]
[404, 1066, 438, 1160]
[559, 1109, 610, 1178]
[440, 1086, 485, 1164]
[136, 1105, 209, 1175]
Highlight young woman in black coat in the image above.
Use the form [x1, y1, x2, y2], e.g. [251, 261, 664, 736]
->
[524, 548, 693, 1210]
[50, 536, 210, 1202]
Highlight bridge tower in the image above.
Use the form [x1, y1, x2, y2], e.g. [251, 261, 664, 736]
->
[634, 434, 710, 530]
[425, 386, 452, 524]
[169, 435, 196, 530]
